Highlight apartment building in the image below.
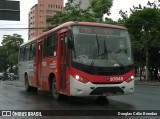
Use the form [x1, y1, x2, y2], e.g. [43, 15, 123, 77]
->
[28, 0, 64, 40]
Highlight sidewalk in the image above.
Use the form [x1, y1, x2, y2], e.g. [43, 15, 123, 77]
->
[135, 77, 160, 86]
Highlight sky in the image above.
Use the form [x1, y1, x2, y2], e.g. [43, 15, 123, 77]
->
[0, 0, 158, 45]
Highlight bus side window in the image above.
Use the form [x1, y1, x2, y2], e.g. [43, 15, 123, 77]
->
[53, 33, 58, 56]
[23, 46, 27, 61]
[44, 33, 58, 57]
[19, 47, 24, 61]
[43, 38, 47, 58]
[25, 45, 30, 61]
[29, 42, 36, 60]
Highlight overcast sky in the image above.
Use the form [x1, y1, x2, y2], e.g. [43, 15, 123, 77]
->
[0, 0, 157, 45]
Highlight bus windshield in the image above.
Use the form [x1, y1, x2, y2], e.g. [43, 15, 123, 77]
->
[72, 26, 133, 67]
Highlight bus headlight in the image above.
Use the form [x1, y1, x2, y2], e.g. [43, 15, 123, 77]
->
[125, 75, 134, 83]
[75, 75, 80, 80]
[74, 75, 89, 84]
[131, 76, 134, 79]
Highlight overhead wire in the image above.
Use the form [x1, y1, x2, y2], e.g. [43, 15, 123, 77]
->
[0, 27, 47, 31]
[0, 23, 160, 31]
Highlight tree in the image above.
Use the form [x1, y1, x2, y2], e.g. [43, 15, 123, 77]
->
[0, 46, 8, 72]
[125, 7, 160, 80]
[46, 0, 113, 29]
[118, 10, 128, 26]
[1, 33, 24, 73]
[46, 0, 95, 30]
[91, 0, 113, 21]
[104, 17, 118, 25]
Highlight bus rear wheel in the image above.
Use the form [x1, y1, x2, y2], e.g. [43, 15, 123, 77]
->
[51, 79, 60, 100]
[32, 87, 38, 93]
[25, 75, 32, 92]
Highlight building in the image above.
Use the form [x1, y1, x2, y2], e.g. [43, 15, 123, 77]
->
[28, 0, 64, 40]
[74, 0, 91, 10]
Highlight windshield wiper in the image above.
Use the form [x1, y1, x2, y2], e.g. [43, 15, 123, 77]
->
[103, 40, 125, 68]
[90, 34, 99, 67]
[90, 35, 125, 69]
[103, 40, 108, 60]
[96, 34, 100, 56]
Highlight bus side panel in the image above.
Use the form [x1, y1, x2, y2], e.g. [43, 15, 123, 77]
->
[19, 61, 27, 84]
[41, 57, 58, 91]
[19, 61, 37, 87]
[28, 61, 37, 87]
[41, 58, 49, 90]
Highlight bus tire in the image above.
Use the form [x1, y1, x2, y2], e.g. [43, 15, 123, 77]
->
[96, 96, 109, 104]
[25, 75, 32, 92]
[51, 78, 60, 100]
[32, 87, 38, 93]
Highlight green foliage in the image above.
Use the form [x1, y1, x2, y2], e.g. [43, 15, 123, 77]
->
[104, 17, 118, 25]
[126, 8, 160, 49]
[0, 46, 8, 72]
[91, 0, 113, 20]
[2, 34, 23, 50]
[118, 10, 128, 26]
[0, 33, 24, 72]
[64, 0, 96, 22]
[118, 1, 160, 79]
[125, 7, 160, 79]
[46, 0, 113, 30]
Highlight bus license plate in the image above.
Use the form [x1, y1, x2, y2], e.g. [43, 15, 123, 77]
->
[103, 92, 113, 96]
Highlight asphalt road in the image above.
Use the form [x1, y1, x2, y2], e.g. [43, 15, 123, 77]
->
[0, 80, 160, 119]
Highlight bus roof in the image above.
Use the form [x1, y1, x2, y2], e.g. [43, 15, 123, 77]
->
[20, 21, 127, 47]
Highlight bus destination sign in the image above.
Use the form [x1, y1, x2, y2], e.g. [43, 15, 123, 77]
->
[79, 26, 114, 35]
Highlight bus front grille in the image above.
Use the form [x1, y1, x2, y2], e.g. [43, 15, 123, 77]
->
[90, 87, 124, 95]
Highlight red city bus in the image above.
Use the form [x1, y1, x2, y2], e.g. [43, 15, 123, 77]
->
[18, 21, 134, 100]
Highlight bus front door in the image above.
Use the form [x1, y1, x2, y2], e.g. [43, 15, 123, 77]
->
[59, 34, 68, 92]
[37, 41, 43, 87]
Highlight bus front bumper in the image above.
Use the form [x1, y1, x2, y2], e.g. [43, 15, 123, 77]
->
[69, 75, 134, 96]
